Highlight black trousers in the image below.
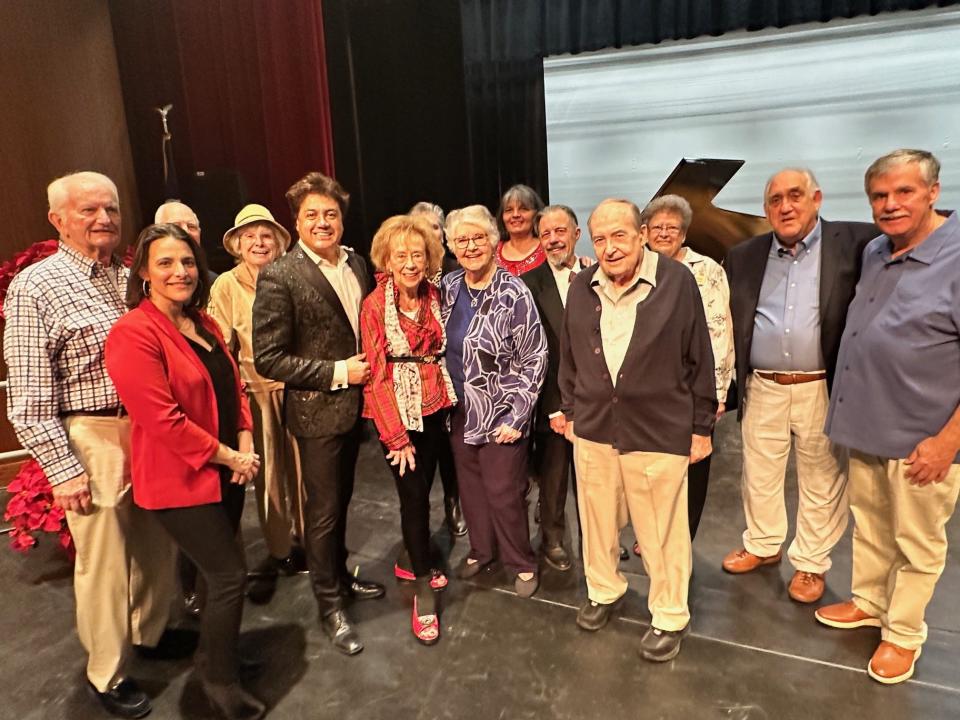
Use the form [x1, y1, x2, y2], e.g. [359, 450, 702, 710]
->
[297, 422, 362, 616]
[688, 453, 711, 541]
[382, 413, 444, 577]
[532, 428, 577, 548]
[434, 427, 459, 502]
[153, 476, 246, 684]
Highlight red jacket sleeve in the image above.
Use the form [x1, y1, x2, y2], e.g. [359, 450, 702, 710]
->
[105, 316, 220, 470]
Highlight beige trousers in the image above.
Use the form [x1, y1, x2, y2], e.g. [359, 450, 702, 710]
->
[63, 416, 177, 692]
[740, 373, 847, 573]
[574, 435, 691, 631]
[849, 450, 960, 650]
[248, 389, 303, 559]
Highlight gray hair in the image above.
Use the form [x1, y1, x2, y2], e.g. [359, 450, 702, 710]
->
[587, 198, 643, 234]
[640, 194, 693, 232]
[445, 204, 499, 249]
[762, 167, 820, 203]
[864, 149, 940, 192]
[536, 204, 579, 231]
[409, 201, 445, 226]
[496, 184, 545, 240]
[154, 200, 198, 225]
[47, 171, 118, 214]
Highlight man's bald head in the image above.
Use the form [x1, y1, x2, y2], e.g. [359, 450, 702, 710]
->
[155, 201, 201, 244]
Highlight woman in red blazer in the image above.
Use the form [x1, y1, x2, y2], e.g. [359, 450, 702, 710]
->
[105, 224, 264, 720]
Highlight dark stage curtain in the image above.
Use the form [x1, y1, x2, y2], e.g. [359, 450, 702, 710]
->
[459, 0, 960, 209]
[111, 0, 335, 265]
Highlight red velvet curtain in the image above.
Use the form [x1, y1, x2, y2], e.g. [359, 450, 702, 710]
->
[169, 0, 335, 221]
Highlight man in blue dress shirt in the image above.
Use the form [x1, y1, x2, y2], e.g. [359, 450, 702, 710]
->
[816, 149, 960, 685]
[722, 168, 876, 603]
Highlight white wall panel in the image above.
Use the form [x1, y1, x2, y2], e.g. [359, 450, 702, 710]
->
[544, 7, 960, 249]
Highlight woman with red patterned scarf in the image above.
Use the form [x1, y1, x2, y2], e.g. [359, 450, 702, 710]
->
[359, 215, 456, 646]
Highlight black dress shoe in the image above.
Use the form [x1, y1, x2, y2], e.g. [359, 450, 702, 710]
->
[279, 545, 309, 575]
[445, 496, 468, 536]
[640, 623, 689, 662]
[340, 577, 386, 600]
[619, 545, 629, 561]
[543, 544, 572, 572]
[183, 590, 203, 618]
[86, 678, 151, 719]
[201, 679, 266, 720]
[576, 598, 621, 632]
[321, 610, 364, 655]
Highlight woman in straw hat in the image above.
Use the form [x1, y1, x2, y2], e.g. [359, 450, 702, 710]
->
[209, 204, 305, 602]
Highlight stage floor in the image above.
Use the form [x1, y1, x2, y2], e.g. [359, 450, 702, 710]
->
[3, 414, 958, 720]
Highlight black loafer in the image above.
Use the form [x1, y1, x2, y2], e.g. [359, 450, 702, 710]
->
[445, 497, 468, 536]
[543, 544, 572, 572]
[279, 546, 309, 575]
[640, 624, 689, 662]
[456, 558, 492, 579]
[340, 578, 386, 600]
[87, 678, 151, 719]
[576, 598, 621, 632]
[321, 610, 364, 655]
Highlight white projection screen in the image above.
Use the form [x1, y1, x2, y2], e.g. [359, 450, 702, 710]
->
[544, 6, 960, 252]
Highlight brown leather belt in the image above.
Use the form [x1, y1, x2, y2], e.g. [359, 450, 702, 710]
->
[61, 406, 128, 418]
[756, 371, 826, 385]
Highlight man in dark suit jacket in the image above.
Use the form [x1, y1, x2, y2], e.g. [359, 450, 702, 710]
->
[253, 172, 383, 656]
[522, 205, 585, 572]
[722, 167, 876, 604]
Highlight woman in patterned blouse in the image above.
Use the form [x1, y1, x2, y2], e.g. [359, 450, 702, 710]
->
[495, 184, 546, 276]
[641, 194, 735, 542]
[442, 205, 548, 599]
[359, 215, 456, 645]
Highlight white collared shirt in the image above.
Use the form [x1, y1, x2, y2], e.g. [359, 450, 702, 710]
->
[298, 241, 361, 390]
[549, 262, 576, 307]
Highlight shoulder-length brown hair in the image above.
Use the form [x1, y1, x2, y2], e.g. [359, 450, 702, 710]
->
[125, 223, 212, 311]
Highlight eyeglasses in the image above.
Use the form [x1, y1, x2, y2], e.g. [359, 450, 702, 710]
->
[452, 233, 490, 249]
[649, 225, 682, 237]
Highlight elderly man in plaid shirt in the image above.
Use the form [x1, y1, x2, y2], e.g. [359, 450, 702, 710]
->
[4, 172, 176, 718]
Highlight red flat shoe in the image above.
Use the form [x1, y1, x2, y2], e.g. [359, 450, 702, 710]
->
[394, 564, 416, 582]
[430, 570, 448, 591]
[412, 595, 440, 646]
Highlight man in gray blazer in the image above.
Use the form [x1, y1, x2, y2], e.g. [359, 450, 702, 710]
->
[253, 172, 383, 656]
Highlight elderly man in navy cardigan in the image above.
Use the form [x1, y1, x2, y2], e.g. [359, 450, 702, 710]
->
[559, 198, 716, 662]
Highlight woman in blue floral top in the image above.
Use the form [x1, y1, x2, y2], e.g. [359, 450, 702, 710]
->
[441, 204, 548, 598]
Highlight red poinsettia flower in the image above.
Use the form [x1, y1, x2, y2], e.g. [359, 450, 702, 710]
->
[4, 459, 74, 559]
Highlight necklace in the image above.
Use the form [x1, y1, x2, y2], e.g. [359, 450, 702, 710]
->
[466, 284, 486, 308]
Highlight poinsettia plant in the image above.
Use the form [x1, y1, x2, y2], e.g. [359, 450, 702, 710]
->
[0, 239, 59, 323]
[1, 240, 69, 557]
[4, 459, 75, 559]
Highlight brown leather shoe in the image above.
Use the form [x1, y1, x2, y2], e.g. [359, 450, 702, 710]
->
[721, 548, 782, 574]
[815, 600, 882, 629]
[868, 641, 921, 684]
[788, 571, 825, 603]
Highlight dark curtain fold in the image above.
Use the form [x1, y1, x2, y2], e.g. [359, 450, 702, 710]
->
[460, 0, 960, 209]
[111, 0, 335, 256]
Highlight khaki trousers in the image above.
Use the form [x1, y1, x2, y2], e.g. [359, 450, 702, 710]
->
[849, 451, 960, 650]
[574, 435, 691, 631]
[740, 373, 847, 573]
[63, 416, 177, 692]
[249, 389, 303, 559]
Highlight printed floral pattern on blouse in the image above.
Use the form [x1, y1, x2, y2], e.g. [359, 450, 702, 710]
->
[441, 267, 547, 444]
[681, 248, 735, 404]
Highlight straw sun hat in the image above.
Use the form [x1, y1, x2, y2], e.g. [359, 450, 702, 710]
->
[222, 204, 292, 258]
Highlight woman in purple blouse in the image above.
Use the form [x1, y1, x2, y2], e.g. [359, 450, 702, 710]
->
[441, 204, 548, 598]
